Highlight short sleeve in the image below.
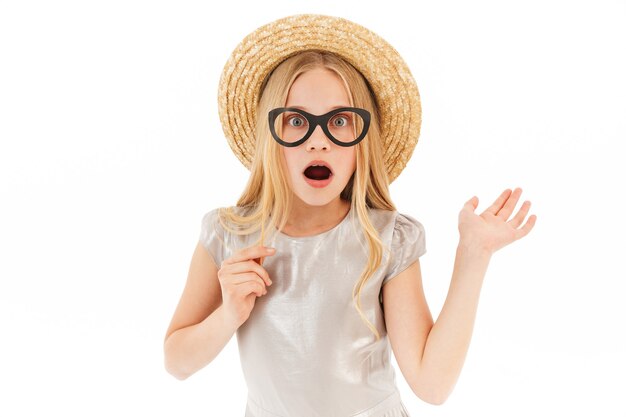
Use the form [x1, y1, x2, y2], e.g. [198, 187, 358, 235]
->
[382, 213, 427, 286]
[198, 208, 225, 267]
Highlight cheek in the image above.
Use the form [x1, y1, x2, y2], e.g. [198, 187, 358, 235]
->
[282, 148, 299, 177]
[343, 148, 357, 173]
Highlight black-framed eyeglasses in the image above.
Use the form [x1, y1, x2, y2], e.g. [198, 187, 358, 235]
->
[268, 107, 371, 147]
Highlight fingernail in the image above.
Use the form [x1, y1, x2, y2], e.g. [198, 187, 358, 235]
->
[266, 247, 275, 253]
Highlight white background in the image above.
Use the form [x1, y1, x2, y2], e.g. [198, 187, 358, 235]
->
[1, 0, 625, 415]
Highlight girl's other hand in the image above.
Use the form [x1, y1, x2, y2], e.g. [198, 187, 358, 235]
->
[217, 245, 276, 329]
[458, 187, 537, 255]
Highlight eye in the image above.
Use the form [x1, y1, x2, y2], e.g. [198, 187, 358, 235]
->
[331, 114, 350, 127]
[286, 115, 306, 127]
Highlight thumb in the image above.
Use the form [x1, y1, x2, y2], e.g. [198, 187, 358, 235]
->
[465, 196, 478, 211]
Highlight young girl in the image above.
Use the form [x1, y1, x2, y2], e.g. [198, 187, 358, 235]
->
[163, 14, 536, 417]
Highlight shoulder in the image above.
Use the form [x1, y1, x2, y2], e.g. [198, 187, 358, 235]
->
[200, 207, 225, 235]
[367, 207, 426, 238]
[201, 205, 255, 228]
[200, 207, 221, 224]
[366, 207, 396, 232]
[393, 211, 426, 237]
[199, 205, 257, 262]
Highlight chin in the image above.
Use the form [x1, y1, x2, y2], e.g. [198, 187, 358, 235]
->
[294, 192, 338, 207]
[293, 183, 346, 207]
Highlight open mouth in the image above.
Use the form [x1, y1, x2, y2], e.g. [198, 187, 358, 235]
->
[303, 165, 332, 181]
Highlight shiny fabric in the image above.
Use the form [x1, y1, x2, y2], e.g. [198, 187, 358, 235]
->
[199, 205, 427, 417]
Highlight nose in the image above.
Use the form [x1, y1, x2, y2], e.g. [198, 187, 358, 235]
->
[305, 124, 330, 151]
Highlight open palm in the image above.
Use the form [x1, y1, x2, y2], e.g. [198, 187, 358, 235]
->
[458, 187, 536, 254]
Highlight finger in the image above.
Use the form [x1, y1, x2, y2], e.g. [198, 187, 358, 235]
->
[483, 189, 511, 216]
[227, 272, 267, 289]
[221, 260, 273, 286]
[252, 280, 267, 296]
[514, 214, 537, 240]
[222, 245, 276, 267]
[463, 196, 478, 212]
[497, 187, 523, 221]
[483, 188, 512, 217]
[508, 200, 531, 229]
[238, 280, 266, 297]
[247, 280, 267, 296]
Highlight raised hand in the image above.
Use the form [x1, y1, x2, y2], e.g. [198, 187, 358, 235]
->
[458, 187, 536, 255]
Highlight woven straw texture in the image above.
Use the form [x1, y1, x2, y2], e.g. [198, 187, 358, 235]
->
[218, 14, 421, 183]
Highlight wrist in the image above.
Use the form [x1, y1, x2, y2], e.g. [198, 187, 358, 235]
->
[457, 239, 493, 259]
[215, 304, 241, 333]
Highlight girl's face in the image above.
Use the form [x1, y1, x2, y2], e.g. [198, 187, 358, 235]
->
[281, 68, 356, 207]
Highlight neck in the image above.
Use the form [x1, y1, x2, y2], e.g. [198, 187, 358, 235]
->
[285, 197, 351, 235]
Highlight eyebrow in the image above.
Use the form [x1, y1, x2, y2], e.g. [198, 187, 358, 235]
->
[288, 104, 351, 112]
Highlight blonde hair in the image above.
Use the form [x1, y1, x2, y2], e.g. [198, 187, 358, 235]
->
[217, 51, 397, 340]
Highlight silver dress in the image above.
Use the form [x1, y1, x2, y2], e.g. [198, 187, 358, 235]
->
[199, 205, 427, 417]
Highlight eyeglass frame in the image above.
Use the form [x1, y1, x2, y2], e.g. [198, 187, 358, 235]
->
[268, 107, 371, 148]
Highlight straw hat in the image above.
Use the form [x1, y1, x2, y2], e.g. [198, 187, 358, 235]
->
[218, 14, 421, 183]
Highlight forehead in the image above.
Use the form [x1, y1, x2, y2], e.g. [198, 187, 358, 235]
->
[286, 67, 351, 108]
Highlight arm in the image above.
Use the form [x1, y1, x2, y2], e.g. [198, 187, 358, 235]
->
[382, 245, 490, 405]
[163, 242, 237, 380]
[415, 243, 491, 404]
[383, 188, 536, 404]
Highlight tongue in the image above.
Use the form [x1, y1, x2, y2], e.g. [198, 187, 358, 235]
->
[304, 166, 331, 180]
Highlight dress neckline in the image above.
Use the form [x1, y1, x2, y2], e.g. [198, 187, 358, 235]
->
[275, 205, 353, 241]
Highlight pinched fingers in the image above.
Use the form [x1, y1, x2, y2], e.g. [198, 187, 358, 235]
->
[235, 274, 268, 297]
[219, 259, 273, 287]
[222, 245, 276, 267]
